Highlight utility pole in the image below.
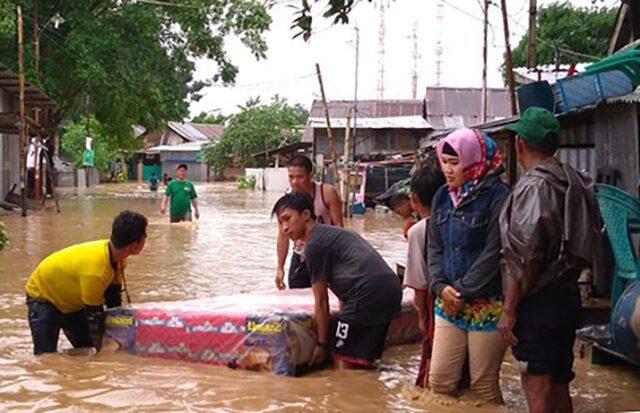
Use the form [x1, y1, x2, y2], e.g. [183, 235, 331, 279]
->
[353, 25, 359, 161]
[482, 0, 489, 123]
[18, 6, 27, 217]
[501, 0, 519, 184]
[527, 0, 538, 69]
[411, 22, 419, 99]
[33, 1, 42, 201]
[501, 0, 517, 116]
[315, 63, 341, 196]
[34, 1, 40, 78]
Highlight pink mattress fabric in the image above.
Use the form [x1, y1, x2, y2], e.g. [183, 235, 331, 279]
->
[105, 289, 421, 376]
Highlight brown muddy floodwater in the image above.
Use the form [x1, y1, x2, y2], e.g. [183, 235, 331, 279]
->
[0, 182, 639, 412]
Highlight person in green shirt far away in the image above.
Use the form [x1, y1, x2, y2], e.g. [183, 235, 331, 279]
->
[160, 163, 200, 223]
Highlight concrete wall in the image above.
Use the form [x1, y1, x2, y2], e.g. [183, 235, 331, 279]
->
[263, 167, 289, 192]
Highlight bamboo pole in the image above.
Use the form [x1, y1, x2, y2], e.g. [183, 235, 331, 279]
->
[315, 63, 341, 196]
[18, 6, 27, 217]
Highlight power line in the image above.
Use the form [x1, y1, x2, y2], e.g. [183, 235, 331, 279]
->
[441, 0, 601, 62]
[495, 1, 602, 61]
[205, 73, 316, 91]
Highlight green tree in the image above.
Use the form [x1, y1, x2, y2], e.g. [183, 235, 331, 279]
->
[192, 111, 228, 125]
[60, 117, 142, 179]
[0, 1, 270, 146]
[203, 96, 308, 171]
[511, 2, 617, 67]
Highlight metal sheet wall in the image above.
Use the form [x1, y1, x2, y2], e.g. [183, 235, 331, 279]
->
[556, 147, 596, 177]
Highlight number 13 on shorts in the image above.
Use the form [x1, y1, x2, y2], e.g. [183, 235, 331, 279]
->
[336, 321, 349, 339]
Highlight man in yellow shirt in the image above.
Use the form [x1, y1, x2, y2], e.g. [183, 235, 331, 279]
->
[25, 211, 147, 354]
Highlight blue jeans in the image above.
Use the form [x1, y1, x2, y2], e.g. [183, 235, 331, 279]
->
[26, 297, 93, 355]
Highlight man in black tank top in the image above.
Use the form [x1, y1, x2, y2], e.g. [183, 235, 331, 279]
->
[275, 155, 343, 289]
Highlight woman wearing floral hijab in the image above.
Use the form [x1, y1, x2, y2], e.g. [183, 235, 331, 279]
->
[427, 128, 510, 403]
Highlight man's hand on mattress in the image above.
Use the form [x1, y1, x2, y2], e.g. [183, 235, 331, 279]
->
[275, 269, 286, 290]
[309, 345, 327, 366]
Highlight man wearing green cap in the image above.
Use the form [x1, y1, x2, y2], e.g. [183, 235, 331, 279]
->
[497, 107, 601, 413]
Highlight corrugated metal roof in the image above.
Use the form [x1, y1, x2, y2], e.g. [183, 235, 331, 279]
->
[308, 99, 424, 119]
[0, 62, 55, 107]
[167, 121, 208, 142]
[606, 89, 640, 103]
[190, 123, 224, 142]
[425, 87, 511, 129]
[307, 116, 431, 129]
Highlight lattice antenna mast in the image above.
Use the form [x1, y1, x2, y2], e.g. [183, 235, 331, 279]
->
[376, 1, 387, 99]
[435, 0, 444, 86]
[411, 21, 419, 99]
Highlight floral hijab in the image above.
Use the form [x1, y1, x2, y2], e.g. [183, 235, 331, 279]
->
[437, 128, 503, 207]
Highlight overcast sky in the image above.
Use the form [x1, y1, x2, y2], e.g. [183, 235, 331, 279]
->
[188, 0, 617, 117]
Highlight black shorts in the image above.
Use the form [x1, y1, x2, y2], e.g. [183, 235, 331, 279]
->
[513, 271, 582, 383]
[330, 318, 390, 367]
[288, 253, 311, 289]
[170, 212, 192, 223]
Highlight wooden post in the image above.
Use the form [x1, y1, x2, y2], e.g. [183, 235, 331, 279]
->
[17, 6, 27, 217]
[343, 107, 353, 218]
[315, 63, 341, 196]
[501, 0, 519, 183]
[481, 0, 489, 123]
[527, 0, 538, 69]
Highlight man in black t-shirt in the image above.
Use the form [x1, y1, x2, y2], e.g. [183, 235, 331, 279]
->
[272, 193, 402, 369]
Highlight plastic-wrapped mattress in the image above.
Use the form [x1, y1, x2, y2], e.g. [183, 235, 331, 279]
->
[105, 289, 420, 376]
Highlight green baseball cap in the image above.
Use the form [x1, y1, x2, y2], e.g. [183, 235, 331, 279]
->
[505, 107, 562, 145]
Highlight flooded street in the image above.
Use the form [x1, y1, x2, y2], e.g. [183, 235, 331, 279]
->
[1, 183, 639, 412]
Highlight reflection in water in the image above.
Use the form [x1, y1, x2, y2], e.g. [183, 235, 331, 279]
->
[0, 183, 638, 411]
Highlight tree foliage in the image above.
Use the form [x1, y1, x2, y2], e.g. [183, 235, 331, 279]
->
[511, 2, 617, 67]
[289, 0, 368, 40]
[60, 117, 142, 178]
[192, 111, 228, 125]
[0, 0, 271, 144]
[203, 96, 308, 171]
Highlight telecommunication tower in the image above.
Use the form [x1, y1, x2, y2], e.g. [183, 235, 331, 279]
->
[435, 0, 444, 86]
